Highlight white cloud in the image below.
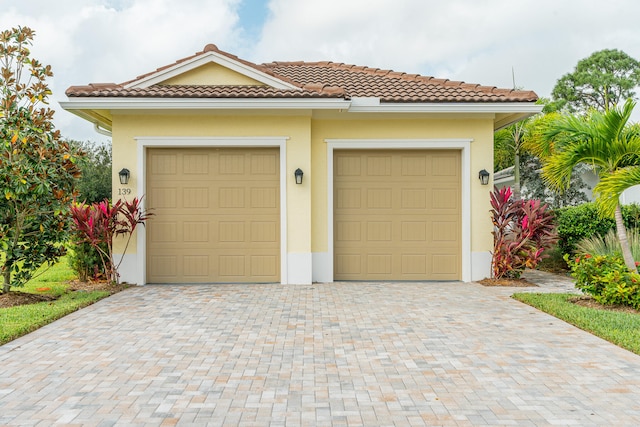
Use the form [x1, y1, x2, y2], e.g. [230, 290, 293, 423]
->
[1, 0, 243, 141]
[255, 0, 640, 96]
[2, 0, 640, 140]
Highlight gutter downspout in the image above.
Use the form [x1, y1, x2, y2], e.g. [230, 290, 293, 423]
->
[94, 123, 112, 137]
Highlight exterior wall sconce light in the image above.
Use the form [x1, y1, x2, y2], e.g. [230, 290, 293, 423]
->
[478, 169, 490, 185]
[294, 168, 304, 185]
[119, 168, 131, 185]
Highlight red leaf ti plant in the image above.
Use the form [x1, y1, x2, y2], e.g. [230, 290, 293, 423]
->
[70, 197, 152, 283]
[490, 186, 557, 279]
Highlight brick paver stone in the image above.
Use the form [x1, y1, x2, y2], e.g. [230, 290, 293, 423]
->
[1, 277, 640, 426]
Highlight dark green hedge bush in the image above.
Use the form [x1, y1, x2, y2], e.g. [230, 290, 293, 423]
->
[554, 202, 640, 255]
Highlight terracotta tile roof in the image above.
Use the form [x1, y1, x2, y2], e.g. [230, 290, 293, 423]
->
[263, 61, 537, 102]
[66, 44, 537, 103]
[65, 84, 344, 99]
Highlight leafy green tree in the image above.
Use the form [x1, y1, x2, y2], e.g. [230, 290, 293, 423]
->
[518, 153, 589, 208]
[71, 140, 112, 203]
[551, 49, 640, 113]
[529, 99, 640, 273]
[0, 26, 81, 293]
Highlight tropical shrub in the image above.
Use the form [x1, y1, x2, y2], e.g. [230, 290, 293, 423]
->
[70, 198, 151, 283]
[554, 202, 640, 255]
[566, 253, 640, 309]
[490, 186, 557, 279]
[575, 228, 640, 261]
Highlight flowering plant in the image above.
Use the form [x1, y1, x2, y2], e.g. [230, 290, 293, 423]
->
[566, 253, 640, 308]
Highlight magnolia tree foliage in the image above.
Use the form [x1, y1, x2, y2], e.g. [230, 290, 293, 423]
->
[0, 27, 81, 293]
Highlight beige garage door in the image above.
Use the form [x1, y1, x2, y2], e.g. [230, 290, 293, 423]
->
[334, 149, 461, 281]
[146, 147, 280, 283]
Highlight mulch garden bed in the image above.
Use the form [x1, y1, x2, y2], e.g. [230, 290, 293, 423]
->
[569, 295, 640, 315]
[0, 281, 130, 309]
[477, 277, 539, 287]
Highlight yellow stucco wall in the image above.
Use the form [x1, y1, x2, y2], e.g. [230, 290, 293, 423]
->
[160, 63, 265, 86]
[111, 112, 495, 258]
[111, 113, 312, 254]
[309, 117, 495, 254]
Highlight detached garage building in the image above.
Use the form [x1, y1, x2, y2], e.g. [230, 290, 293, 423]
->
[61, 44, 540, 285]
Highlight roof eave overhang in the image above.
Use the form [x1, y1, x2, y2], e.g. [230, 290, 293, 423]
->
[348, 102, 541, 113]
[348, 102, 542, 129]
[60, 98, 542, 132]
[60, 106, 113, 132]
[60, 97, 352, 111]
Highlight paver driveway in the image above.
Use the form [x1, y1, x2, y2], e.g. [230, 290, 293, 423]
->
[1, 280, 640, 426]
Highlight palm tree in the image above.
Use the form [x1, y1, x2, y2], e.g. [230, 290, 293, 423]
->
[494, 120, 528, 200]
[529, 99, 640, 272]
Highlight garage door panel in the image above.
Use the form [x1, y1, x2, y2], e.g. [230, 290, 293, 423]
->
[432, 155, 459, 177]
[335, 254, 362, 276]
[250, 187, 278, 209]
[401, 156, 427, 176]
[149, 153, 177, 175]
[366, 155, 392, 176]
[182, 154, 209, 174]
[367, 254, 392, 275]
[149, 255, 178, 278]
[182, 255, 210, 278]
[149, 188, 178, 208]
[182, 187, 210, 208]
[182, 222, 210, 243]
[250, 153, 278, 175]
[147, 147, 279, 283]
[250, 255, 278, 277]
[401, 254, 428, 275]
[334, 149, 461, 281]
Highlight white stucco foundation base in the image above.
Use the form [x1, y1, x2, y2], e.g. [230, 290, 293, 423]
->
[286, 252, 312, 285]
[471, 251, 493, 281]
[312, 252, 332, 283]
[116, 250, 491, 285]
[115, 253, 139, 285]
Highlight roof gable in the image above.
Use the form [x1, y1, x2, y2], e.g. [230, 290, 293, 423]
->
[124, 44, 299, 90]
[159, 62, 266, 86]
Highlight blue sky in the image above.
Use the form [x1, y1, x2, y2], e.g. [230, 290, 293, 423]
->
[237, 0, 269, 45]
[2, 0, 640, 141]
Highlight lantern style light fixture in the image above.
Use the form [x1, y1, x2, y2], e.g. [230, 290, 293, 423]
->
[294, 168, 304, 185]
[119, 168, 131, 185]
[478, 169, 490, 185]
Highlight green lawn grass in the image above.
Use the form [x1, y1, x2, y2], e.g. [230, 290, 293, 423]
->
[0, 258, 112, 345]
[513, 292, 640, 355]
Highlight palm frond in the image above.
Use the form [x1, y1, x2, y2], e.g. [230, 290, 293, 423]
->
[594, 166, 640, 216]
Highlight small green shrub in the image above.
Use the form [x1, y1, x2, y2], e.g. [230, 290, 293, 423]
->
[566, 253, 640, 309]
[554, 202, 640, 255]
[67, 241, 106, 282]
